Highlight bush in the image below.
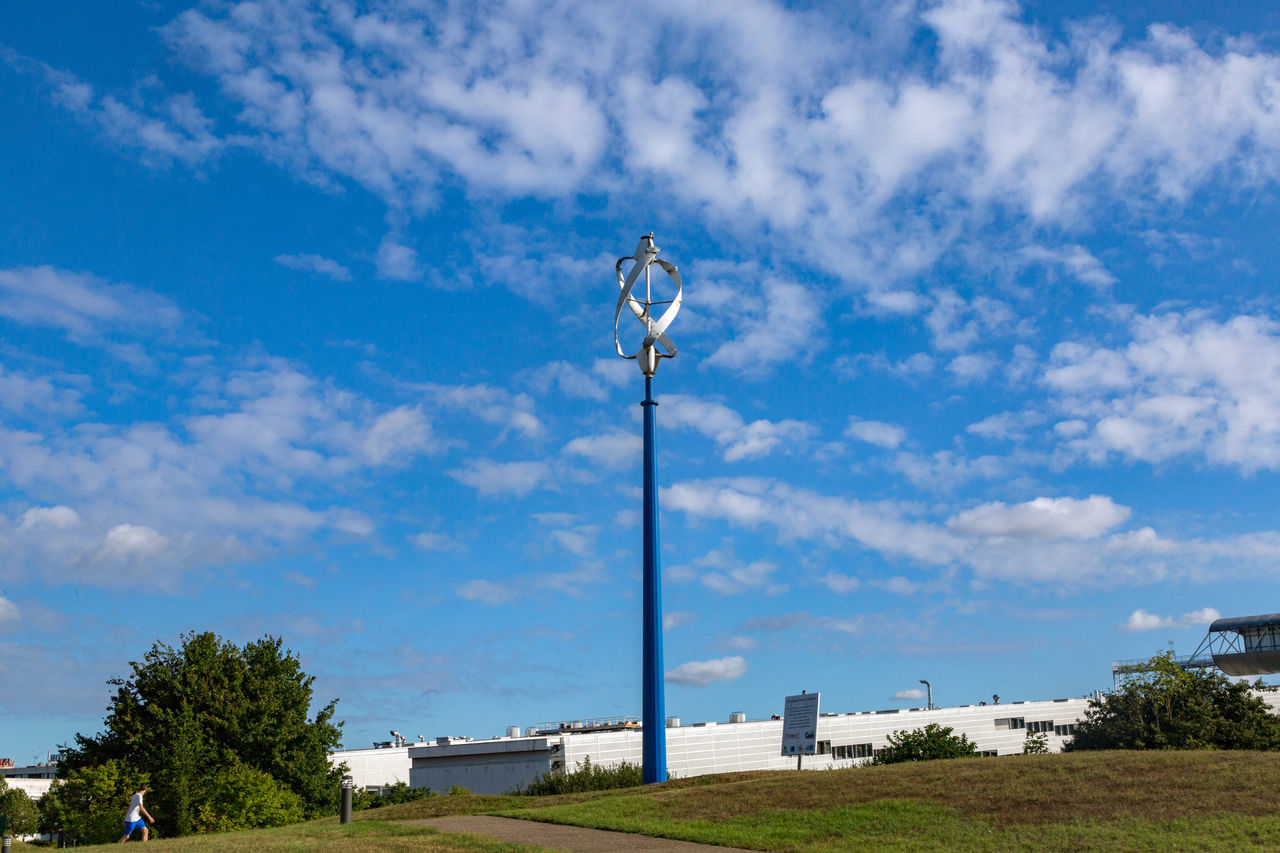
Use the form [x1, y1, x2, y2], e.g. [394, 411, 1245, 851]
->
[871, 723, 978, 765]
[1066, 652, 1280, 752]
[512, 756, 643, 795]
[191, 763, 304, 833]
[1023, 731, 1050, 755]
[38, 759, 150, 845]
[356, 781, 435, 810]
[0, 786, 40, 836]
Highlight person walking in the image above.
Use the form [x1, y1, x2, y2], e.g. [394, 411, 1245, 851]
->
[119, 784, 154, 843]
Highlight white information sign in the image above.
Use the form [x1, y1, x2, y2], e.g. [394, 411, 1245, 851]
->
[781, 692, 820, 756]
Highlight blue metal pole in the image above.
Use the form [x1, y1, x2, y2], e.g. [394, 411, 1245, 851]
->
[641, 373, 667, 784]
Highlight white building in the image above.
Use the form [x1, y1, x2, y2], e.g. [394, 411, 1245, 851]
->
[0, 759, 58, 799]
[406, 698, 1094, 794]
[328, 696, 1096, 795]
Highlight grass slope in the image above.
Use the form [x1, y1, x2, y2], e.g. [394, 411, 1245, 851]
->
[24, 820, 546, 852]
[372, 750, 1280, 851]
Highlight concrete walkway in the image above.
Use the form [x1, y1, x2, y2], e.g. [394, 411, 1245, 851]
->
[408, 816, 758, 853]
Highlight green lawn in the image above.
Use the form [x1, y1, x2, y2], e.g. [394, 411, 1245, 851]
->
[374, 750, 1280, 851]
[19, 820, 549, 852]
[33, 751, 1280, 851]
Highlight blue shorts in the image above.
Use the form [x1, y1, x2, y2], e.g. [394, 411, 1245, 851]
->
[123, 819, 146, 836]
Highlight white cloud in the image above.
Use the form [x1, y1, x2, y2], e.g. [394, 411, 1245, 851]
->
[1123, 606, 1221, 631]
[275, 253, 351, 281]
[873, 576, 922, 596]
[448, 459, 550, 497]
[417, 383, 542, 440]
[562, 432, 639, 471]
[19, 506, 82, 530]
[665, 655, 747, 687]
[16, 1, 1280, 296]
[660, 396, 812, 462]
[816, 572, 859, 594]
[359, 406, 434, 465]
[456, 579, 515, 606]
[844, 418, 906, 449]
[376, 239, 421, 281]
[0, 367, 83, 417]
[93, 523, 170, 564]
[0, 596, 19, 625]
[0, 266, 183, 343]
[410, 532, 460, 552]
[1046, 313, 1280, 472]
[664, 610, 697, 631]
[947, 496, 1131, 540]
[892, 687, 927, 701]
[705, 278, 824, 372]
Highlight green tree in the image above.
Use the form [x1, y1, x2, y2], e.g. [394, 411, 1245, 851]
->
[1023, 731, 1050, 755]
[871, 723, 979, 765]
[38, 759, 149, 845]
[61, 631, 343, 836]
[191, 763, 304, 833]
[1065, 652, 1280, 752]
[0, 786, 40, 836]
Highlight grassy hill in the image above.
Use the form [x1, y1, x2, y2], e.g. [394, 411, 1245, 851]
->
[373, 750, 1280, 851]
[39, 750, 1280, 851]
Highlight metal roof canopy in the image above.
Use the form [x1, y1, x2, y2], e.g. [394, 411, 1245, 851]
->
[1192, 613, 1280, 677]
[1209, 613, 1280, 632]
[1111, 612, 1280, 682]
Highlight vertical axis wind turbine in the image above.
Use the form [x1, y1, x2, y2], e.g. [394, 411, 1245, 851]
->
[614, 233, 683, 784]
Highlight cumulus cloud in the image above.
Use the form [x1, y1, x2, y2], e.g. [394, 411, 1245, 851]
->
[1046, 313, 1280, 472]
[1123, 607, 1220, 631]
[665, 655, 747, 687]
[844, 418, 906, 449]
[456, 579, 515, 606]
[892, 687, 927, 701]
[816, 572, 860, 594]
[660, 396, 812, 462]
[448, 459, 550, 497]
[14, 0, 1280, 297]
[274, 253, 351, 281]
[562, 432, 639, 471]
[947, 496, 1131, 540]
[0, 596, 19, 625]
[0, 266, 183, 343]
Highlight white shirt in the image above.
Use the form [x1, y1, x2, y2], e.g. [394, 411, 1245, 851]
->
[125, 791, 144, 822]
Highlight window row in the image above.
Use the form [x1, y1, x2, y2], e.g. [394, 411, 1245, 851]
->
[831, 743, 874, 760]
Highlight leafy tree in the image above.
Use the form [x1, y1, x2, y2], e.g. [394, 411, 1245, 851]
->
[0, 785, 40, 836]
[1023, 731, 1050, 755]
[1066, 652, 1280, 752]
[191, 763, 304, 833]
[38, 759, 149, 845]
[871, 723, 979, 765]
[60, 631, 343, 836]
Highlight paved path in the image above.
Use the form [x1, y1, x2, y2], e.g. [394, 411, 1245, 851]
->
[407, 816, 758, 853]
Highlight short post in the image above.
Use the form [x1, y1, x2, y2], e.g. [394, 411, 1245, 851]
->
[340, 775, 354, 824]
[2, 833, 11, 852]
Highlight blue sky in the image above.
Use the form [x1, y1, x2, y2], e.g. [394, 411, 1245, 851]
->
[4, 0, 1280, 760]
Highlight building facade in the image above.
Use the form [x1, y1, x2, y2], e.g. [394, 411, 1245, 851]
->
[377, 696, 1097, 795]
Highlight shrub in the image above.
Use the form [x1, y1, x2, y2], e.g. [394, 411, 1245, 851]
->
[1023, 731, 1050, 755]
[871, 723, 978, 765]
[512, 756, 643, 795]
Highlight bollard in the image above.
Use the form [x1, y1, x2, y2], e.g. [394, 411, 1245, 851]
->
[3, 833, 12, 852]
[340, 775, 354, 824]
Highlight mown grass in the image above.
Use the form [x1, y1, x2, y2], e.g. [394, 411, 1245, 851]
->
[369, 750, 1280, 851]
[22, 819, 550, 852]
